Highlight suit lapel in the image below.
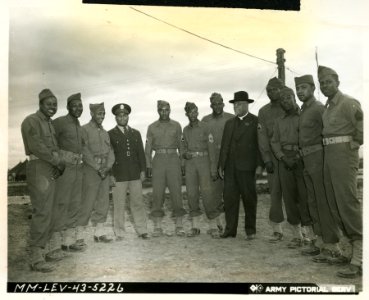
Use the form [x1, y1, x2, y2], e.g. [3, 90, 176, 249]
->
[233, 114, 254, 140]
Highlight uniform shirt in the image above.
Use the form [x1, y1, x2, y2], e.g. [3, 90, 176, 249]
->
[271, 110, 300, 160]
[298, 98, 325, 147]
[82, 120, 115, 171]
[183, 120, 217, 174]
[145, 119, 184, 168]
[322, 91, 363, 144]
[53, 114, 83, 154]
[257, 101, 285, 162]
[21, 110, 61, 166]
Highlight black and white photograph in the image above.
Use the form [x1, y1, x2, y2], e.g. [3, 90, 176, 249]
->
[2, 0, 368, 295]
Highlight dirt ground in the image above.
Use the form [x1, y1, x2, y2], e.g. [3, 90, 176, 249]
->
[7, 188, 362, 292]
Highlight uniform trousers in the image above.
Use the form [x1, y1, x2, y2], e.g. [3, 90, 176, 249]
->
[302, 150, 340, 243]
[324, 142, 362, 266]
[223, 161, 257, 236]
[267, 154, 284, 224]
[112, 180, 148, 236]
[150, 153, 186, 218]
[78, 164, 110, 227]
[185, 156, 223, 220]
[26, 159, 56, 264]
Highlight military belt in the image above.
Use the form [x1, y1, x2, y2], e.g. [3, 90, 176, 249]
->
[60, 149, 83, 165]
[322, 135, 352, 146]
[282, 145, 299, 151]
[188, 151, 208, 157]
[299, 144, 323, 157]
[155, 149, 178, 154]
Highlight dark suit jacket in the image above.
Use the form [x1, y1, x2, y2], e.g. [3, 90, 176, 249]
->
[108, 126, 146, 182]
[218, 113, 262, 171]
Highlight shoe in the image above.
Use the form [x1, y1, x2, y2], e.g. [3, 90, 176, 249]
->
[30, 261, 55, 273]
[217, 224, 224, 233]
[336, 264, 362, 279]
[152, 228, 163, 238]
[312, 249, 342, 264]
[94, 235, 113, 243]
[187, 228, 200, 237]
[269, 232, 283, 243]
[245, 234, 256, 241]
[327, 255, 350, 266]
[138, 233, 149, 239]
[75, 239, 86, 247]
[301, 245, 320, 256]
[45, 249, 70, 261]
[287, 238, 303, 249]
[207, 228, 221, 239]
[176, 227, 186, 237]
[220, 232, 236, 238]
[62, 243, 86, 252]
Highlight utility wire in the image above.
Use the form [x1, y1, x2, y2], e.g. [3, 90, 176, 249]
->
[130, 6, 276, 66]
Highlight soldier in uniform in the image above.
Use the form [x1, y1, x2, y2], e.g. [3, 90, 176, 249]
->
[21, 89, 66, 272]
[218, 91, 263, 240]
[182, 102, 222, 238]
[270, 86, 314, 248]
[318, 66, 363, 278]
[108, 103, 149, 240]
[76, 103, 115, 243]
[201, 92, 233, 234]
[52, 93, 86, 252]
[294, 75, 342, 259]
[257, 77, 285, 242]
[145, 100, 187, 237]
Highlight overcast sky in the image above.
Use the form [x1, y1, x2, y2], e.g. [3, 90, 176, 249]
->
[6, 0, 368, 168]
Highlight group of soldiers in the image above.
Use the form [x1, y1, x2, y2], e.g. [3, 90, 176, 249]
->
[20, 65, 362, 279]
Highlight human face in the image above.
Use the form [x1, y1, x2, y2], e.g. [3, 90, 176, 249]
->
[296, 83, 315, 103]
[91, 109, 105, 125]
[40, 97, 57, 118]
[319, 75, 339, 99]
[158, 106, 170, 121]
[115, 112, 129, 126]
[280, 93, 295, 112]
[186, 108, 199, 123]
[266, 86, 281, 102]
[233, 101, 248, 117]
[210, 98, 224, 116]
[67, 99, 83, 118]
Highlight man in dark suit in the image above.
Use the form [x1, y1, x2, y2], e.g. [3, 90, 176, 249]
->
[108, 103, 149, 240]
[218, 91, 263, 240]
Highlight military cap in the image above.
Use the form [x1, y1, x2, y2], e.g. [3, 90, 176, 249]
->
[267, 77, 284, 89]
[112, 103, 131, 115]
[89, 102, 105, 113]
[157, 100, 170, 109]
[67, 93, 82, 104]
[294, 75, 315, 86]
[318, 65, 338, 80]
[210, 92, 223, 102]
[279, 86, 295, 96]
[229, 91, 254, 103]
[184, 102, 198, 113]
[39, 89, 56, 102]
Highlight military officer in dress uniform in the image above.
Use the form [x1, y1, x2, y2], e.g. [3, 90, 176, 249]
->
[109, 103, 149, 240]
[318, 66, 363, 278]
[270, 86, 313, 248]
[257, 77, 286, 242]
[182, 102, 222, 238]
[21, 89, 66, 272]
[201, 92, 233, 234]
[76, 103, 115, 243]
[145, 100, 187, 237]
[52, 93, 86, 252]
[294, 75, 342, 259]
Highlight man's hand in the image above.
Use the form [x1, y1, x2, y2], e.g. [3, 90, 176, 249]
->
[98, 167, 108, 179]
[181, 166, 186, 176]
[265, 161, 274, 174]
[281, 156, 297, 171]
[218, 167, 224, 180]
[182, 152, 193, 160]
[211, 171, 218, 181]
[255, 165, 263, 180]
[146, 167, 152, 178]
[140, 171, 146, 182]
[51, 167, 62, 180]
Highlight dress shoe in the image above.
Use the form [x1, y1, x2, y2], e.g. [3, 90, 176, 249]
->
[312, 249, 342, 263]
[30, 261, 55, 273]
[187, 228, 200, 237]
[138, 233, 149, 239]
[45, 249, 70, 261]
[336, 264, 362, 279]
[327, 255, 350, 266]
[220, 232, 236, 238]
[301, 245, 320, 256]
[62, 243, 86, 252]
[176, 227, 186, 237]
[287, 238, 303, 249]
[207, 229, 221, 239]
[268, 232, 283, 243]
[245, 234, 256, 241]
[94, 235, 113, 243]
[76, 239, 86, 247]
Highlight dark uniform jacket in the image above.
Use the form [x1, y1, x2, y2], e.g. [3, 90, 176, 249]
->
[109, 126, 146, 182]
[219, 113, 262, 171]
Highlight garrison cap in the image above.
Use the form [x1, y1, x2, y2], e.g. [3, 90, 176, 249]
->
[39, 89, 56, 102]
[210, 92, 223, 102]
[89, 102, 105, 113]
[184, 102, 198, 113]
[157, 100, 170, 109]
[318, 65, 338, 80]
[229, 91, 254, 103]
[112, 103, 131, 115]
[67, 93, 82, 104]
[279, 86, 295, 96]
[267, 77, 284, 89]
[294, 75, 315, 86]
